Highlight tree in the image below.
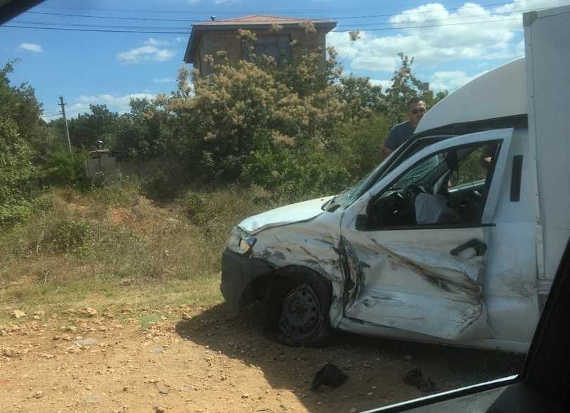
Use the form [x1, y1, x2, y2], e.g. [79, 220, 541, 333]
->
[336, 75, 385, 122]
[384, 53, 447, 123]
[0, 61, 40, 224]
[67, 104, 122, 149]
[0, 60, 45, 149]
[112, 98, 171, 160]
[102, 49, 450, 196]
[164, 52, 345, 180]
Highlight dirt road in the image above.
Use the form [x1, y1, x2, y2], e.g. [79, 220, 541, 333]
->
[0, 303, 523, 413]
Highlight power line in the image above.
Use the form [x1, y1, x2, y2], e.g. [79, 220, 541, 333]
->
[324, 1, 515, 20]
[16, 20, 192, 30]
[11, 16, 521, 32]
[31, 1, 513, 16]
[11, 3, 549, 35]
[335, 17, 521, 32]
[13, 7, 543, 32]
[27, 11, 202, 22]
[1, 25, 188, 34]
[25, 1, 520, 23]
[2, 15, 524, 34]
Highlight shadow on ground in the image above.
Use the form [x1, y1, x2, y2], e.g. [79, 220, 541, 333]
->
[176, 303, 524, 413]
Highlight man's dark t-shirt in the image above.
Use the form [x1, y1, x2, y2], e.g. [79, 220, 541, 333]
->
[384, 120, 415, 151]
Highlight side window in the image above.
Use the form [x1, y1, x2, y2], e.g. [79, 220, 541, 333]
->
[366, 141, 500, 229]
[449, 143, 497, 188]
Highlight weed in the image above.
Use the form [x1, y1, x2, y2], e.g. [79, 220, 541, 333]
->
[45, 219, 94, 253]
[91, 176, 141, 207]
[0, 183, 296, 319]
[139, 313, 162, 331]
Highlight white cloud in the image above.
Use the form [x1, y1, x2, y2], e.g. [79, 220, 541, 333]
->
[153, 77, 176, 83]
[145, 38, 170, 47]
[327, 1, 559, 74]
[175, 36, 187, 43]
[494, 0, 570, 13]
[69, 93, 155, 117]
[429, 71, 475, 92]
[117, 38, 175, 64]
[19, 43, 43, 53]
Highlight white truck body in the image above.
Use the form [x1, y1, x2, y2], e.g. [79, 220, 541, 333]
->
[221, 5, 570, 353]
[524, 6, 570, 284]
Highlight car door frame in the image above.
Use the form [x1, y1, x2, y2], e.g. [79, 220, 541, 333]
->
[338, 128, 514, 339]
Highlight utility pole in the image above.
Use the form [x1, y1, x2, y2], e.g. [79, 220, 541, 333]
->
[58, 96, 72, 154]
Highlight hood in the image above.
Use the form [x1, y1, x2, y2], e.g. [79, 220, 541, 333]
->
[239, 195, 334, 234]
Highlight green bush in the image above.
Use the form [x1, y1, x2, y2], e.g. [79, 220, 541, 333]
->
[0, 117, 36, 225]
[185, 193, 206, 221]
[90, 175, 141, 207]
[334, 114, 392, 179]
[43, 146, 89, 189]
[0, 200, 33, 226]
[45, 219, 94, 253]
[141, 166, 189, 201]
[241, 142, 352, 198]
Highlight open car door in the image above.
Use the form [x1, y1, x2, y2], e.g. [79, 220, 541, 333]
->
[341, 129, 513, 341]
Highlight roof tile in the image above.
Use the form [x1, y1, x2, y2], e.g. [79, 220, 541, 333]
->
[194, 14, 333, 25]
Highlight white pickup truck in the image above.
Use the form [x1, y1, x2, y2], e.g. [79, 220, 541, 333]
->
[221, 5, 570, 353]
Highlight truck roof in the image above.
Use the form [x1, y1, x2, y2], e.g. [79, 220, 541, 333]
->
[415, 58, 527, 136]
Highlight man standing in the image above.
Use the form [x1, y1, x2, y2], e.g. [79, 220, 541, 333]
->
[383, 98, 426, 156]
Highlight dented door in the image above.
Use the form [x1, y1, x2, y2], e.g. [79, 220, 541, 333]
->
[341, 130, 513, 341]
[342, 229, 486, 340]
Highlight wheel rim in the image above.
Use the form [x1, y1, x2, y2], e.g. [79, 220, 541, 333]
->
[279, 283, 320, 341]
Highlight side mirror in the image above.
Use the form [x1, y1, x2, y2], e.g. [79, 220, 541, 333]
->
[355, 214, 368, 230]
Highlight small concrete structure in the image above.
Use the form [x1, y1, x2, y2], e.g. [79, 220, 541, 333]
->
[184, 15, 336, 76]
[85, 149, 118, 183]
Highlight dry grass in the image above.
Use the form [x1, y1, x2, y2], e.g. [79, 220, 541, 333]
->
[0, 180, 295, 323]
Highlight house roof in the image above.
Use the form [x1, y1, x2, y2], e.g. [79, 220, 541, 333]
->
[191, 15, 334, 26]
[183, 15, 337, 63]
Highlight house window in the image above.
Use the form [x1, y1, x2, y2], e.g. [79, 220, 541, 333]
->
[243, 35, 291, 65]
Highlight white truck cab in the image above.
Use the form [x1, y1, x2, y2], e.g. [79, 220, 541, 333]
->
[221, 5, 570, 353]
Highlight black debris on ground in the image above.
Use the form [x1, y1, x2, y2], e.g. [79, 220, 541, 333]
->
[403, 367, 437, 393]
[311, 363, 349, 391]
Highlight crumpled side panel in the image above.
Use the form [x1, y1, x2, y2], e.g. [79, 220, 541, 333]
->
[342, 230, 487, 340]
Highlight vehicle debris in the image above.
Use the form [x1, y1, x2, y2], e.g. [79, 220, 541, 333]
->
[311, 363, 348, 391]
[403, 368, 436, 393]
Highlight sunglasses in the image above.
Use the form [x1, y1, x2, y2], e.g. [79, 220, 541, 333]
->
[411, 108, 426, 114]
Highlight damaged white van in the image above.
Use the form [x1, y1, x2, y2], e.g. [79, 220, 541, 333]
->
[221, 7, 570, 352]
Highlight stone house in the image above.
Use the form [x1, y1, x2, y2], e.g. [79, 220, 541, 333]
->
[183, 15, 336, 75]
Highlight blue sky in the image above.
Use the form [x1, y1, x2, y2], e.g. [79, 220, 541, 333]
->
[1, 0, 568, 120]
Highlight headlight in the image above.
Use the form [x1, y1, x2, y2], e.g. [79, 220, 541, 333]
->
[227, 227, 257, 255]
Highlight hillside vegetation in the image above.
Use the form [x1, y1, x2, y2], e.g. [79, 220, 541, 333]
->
[1, 48, 446, 317]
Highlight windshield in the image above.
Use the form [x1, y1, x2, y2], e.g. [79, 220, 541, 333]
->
[332, 146, 402, 208]
[330, 135, 450, 209]
[390, 153, 447, 189]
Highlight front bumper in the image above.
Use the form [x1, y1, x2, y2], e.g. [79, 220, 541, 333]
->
[221, 249, 274, 315]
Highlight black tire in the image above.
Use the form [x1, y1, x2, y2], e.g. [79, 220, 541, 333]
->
[265, 271, 331, 347]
